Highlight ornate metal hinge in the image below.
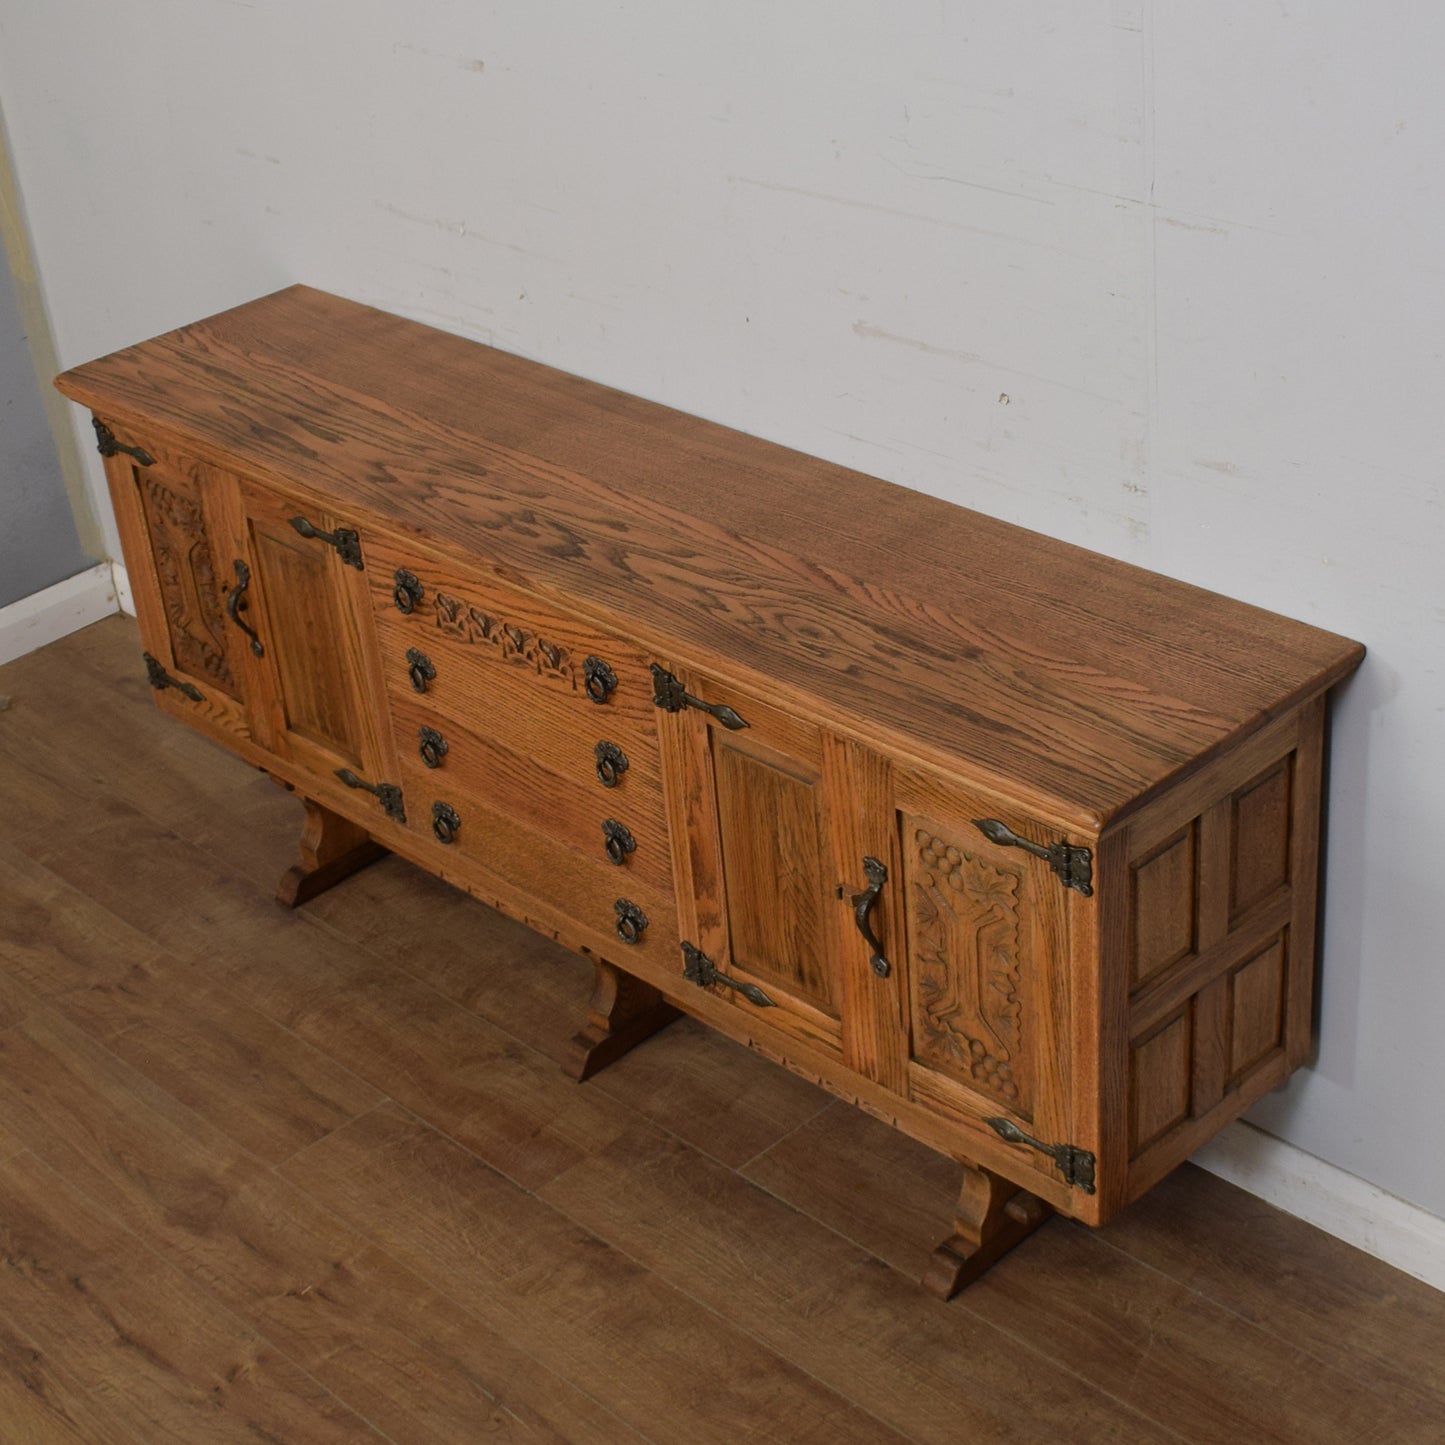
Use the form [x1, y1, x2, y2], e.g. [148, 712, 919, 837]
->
[973, 818, 1093, 897]
[288, 515, 364, 570]
[93, 419, 154, 467]
[680, 942, 775, 1008]
[650, 664, 749, 730]
[334, 767, 406, 823]
[985, 1118, 1096, 1194]
[143, 651, 202, 702]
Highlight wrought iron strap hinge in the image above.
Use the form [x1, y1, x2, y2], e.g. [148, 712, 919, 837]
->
[289, 515, 364, 570]
[650, 664, 749, 731]
[93, 419, 154, 467]
[681, 942, 775, 1008]
[334, 767, 406, 823]
[973, 818, 1094, 897]
[985, 1118, 1097, 1194]
[142, 652, 202, 702]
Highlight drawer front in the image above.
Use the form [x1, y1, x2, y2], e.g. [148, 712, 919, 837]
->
[385, 687, 673, 895]
[393, 749, 679, 968]
[367, 541, 664, 807]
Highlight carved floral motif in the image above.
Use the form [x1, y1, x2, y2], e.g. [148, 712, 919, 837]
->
[433, 590, 575, 685]
[910, 824, 1029, 1112]
[138, 475, 238, 696]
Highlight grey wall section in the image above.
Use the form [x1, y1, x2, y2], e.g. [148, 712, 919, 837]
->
[0, 249, 90, 608]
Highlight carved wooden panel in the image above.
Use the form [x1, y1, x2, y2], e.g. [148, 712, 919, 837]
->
[1130, 1009, 1192, 1154]
[1130, 823, 1198, 991]
[1229, 932, 1288, 1079]
[1230, 759, 1293, 923]
[433, 590, 577, 689]
[135, 471, 239, 698]
[713, 739, 834, 1013]
[904, 821, 1032, 1117]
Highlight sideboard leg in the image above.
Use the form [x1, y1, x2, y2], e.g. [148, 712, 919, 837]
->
[922, 1161, 1053, 1299]
[275, 791, 387, 908]
[564, 960, 681, 1082]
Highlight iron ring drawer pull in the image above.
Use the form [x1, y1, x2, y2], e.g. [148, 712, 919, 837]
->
[407, 648, 436, 693]
[850, 855, 891, 978]
[583, 656, 618, 704]
[614, 898, 648, 944]
[432, 801, 460, 844]
[595, 740, 629, 788]
[602, 818, 636, 866]
[225, 559, 265, 658]
[393, 569, 424, 614]
[418, 725, 448, 769]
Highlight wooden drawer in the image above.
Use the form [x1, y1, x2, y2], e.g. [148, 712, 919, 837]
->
[392, 748, 679, 969]
[366, 538, 664, 808]
[384, 686, 672, 895]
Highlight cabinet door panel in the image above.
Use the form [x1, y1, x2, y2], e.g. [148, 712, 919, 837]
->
[95, 425, 249, 740]
[712, 735, 834, 1014]
[250, 523, 369, 764]
[894, 774, 1075, 1188]
[657, 664, 844, 1058]
[237, 486, 391, 784]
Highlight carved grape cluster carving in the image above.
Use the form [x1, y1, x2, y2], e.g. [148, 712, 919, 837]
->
[912, 826, 1025, 1107]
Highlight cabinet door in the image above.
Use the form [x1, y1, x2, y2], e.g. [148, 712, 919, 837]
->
[232, 484, 394, 804]
[657, 662, 855, 1060]
[96, 420, 251, 741]
[894, 772, 1079, 1193]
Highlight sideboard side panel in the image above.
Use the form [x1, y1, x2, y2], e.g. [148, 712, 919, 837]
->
[1121, 703, 1325, 1202]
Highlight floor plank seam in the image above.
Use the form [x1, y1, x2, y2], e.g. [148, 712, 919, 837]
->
[1083, 1224, 1445, 1417]
[276, 1102, 669, 1445]
[361, 1097, 928, 1440]
[724, 1097, 839, 1178]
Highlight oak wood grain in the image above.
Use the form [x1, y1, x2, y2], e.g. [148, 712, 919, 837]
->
[57, 287, 1365, 828]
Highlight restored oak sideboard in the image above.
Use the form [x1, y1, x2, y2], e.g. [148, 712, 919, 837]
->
[57, 286, 1364, 1296]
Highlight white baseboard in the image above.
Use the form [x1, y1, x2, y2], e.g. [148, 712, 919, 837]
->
[0, 562, 121, 667]
[111, 559, 135, 616]
[1192, 1123, 1445, 1293]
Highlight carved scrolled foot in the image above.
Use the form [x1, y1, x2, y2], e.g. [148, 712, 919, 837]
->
[922, 1160, 1053, 1300]
[564, 959, 680, 1082]
[275, 790, 387, 908]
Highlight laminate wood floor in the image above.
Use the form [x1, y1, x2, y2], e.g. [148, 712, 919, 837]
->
[1, 615, 1441, 1443]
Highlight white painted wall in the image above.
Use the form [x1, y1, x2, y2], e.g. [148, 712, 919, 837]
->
[2, 3, 1440, 1218]
[0, 202, 90, 608]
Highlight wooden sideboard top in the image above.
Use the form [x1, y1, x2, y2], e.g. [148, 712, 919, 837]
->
[57, 284, 1363, 830]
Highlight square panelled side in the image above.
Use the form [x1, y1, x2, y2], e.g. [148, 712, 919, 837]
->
[1116, 699, 1326, 1203]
